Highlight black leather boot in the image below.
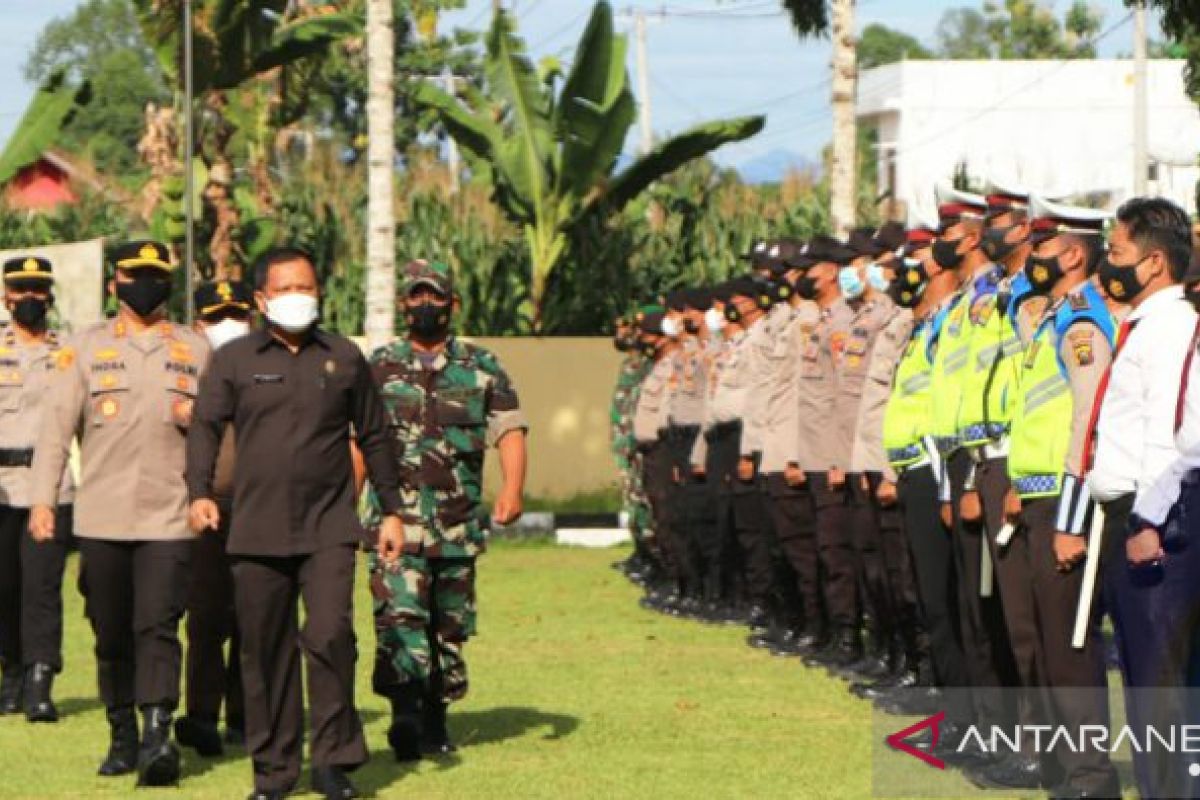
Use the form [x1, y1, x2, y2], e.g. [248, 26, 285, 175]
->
[137, 705, 181, 786]
[422, 699, 457, 756]
[175, 714, 223, 757]
[22, 663, 57, 722]
[98, 706, 139, 776]
[386, 683, 423, 762]
[0, 664, 22, 715]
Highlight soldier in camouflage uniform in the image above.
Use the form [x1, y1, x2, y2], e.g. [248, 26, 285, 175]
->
[610, 311, 657, 582]
[365, 260, 528, 762]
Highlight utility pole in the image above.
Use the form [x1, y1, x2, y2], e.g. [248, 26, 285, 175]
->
[829, 0, 857, 238]
[182, 0, 195, 322]
[443, 68, 461, 193]
[633, 9, 653, 155]
[1132, 1, 1148, 196]
[365, 0, 396, 350]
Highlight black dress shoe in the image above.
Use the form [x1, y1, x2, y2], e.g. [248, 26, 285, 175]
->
[23, 663, 57, 723]
[849, 668, 917, 701]
[225, 724, 246, 747]
[835, 654, 891, 682]
[98, 706, 139, 776]
[966, 754, 1041, 790]
[175, 714, 224, 757]
[247, 791, 286, 800]
[311, 766, 360, 800]
[0, 665, 22, 715]
[875, 686, 943, 717]
[136, 705, 181, 787]
[1048, 779, 1122, 799]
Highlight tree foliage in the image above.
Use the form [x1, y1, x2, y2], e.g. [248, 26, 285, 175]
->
[936, 0, 1105, 60]
[1140, 0, 1200, 103]
[858, 23, 933, 68]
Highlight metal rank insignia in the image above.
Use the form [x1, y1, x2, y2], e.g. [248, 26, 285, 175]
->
[97, 396, 119, 419]
[325, 359, 336, 375]
[100, 374, 119, 389]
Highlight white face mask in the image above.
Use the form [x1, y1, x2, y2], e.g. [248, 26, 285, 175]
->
[660, 317, 681, 337]
[704, 307, 726, 333]
[203, 318, 250, 350]
[265, 293, 319, 334]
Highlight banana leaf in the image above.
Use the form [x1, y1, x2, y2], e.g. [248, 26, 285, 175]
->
[0, 70, 92, 185]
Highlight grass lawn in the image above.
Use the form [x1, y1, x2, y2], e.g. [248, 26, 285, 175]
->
[0, 541, 1128, 799]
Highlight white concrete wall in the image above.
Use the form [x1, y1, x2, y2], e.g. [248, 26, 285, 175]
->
[859, 59, 1200, 213]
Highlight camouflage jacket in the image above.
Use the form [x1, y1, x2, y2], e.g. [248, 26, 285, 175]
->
[366, 336, 526, 558]
[610, 353, 650, 468]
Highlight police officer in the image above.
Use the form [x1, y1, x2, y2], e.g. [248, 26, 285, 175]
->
[979, 197, 1120, 794]
[0, 256, 73, 723]
[174, 280, 253, 757]
[364, 260, 527, 763]
[30, 240, 210, 786]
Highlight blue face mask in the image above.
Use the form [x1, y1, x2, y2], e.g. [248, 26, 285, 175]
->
[838, 266, 865, 300]
[865, 262, 890, 292]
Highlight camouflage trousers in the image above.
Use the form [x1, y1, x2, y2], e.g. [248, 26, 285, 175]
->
[369, 552, 477, 703]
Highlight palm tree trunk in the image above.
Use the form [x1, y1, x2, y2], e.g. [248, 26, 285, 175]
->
[828, 0, 857, 237]
[365, 0, 396, 349]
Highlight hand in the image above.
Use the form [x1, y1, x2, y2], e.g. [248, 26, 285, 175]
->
[859, 474, 869, 492]
[960, 490, 982, 523]
[784, 464, 806, 487]
[828, 468, 846, 489]
[377, 514, 406, 562]
[188, 498, 221, 534]
[940, 503, 953, 530]
[492, 491, 523, 526]
[1003, 488, 1023, 525]
[28, 505, 55, 543]
[1127, 527, 1165, 568]
[1053, 532, 1087, 572]
[737, 457, 755, 483]
[876, 480, 898, 508]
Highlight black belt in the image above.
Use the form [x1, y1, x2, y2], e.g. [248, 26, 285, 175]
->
[0, 449, 33, 468]
[665, 425, 700, 441]
[705, 421, 740, 441]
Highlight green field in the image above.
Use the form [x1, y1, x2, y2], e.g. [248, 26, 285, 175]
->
[0, 541, 1118, 799]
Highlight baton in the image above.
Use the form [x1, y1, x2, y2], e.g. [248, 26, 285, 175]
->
[1071, 507, 1106, 650]
[980, 532, 994, 598]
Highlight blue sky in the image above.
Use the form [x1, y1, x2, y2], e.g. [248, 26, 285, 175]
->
[0, 0, 1162, 172]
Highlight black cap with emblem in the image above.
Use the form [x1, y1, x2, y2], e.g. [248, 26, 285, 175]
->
[193, 280, 253, 319]
[2, 256, 54, 285]
[111, 240, 174, 273]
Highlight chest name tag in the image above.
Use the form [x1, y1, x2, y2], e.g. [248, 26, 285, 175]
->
[254, 374, 285, 384]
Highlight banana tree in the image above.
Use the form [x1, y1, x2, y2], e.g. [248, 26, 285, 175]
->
[0, 70, 92, 185]
[413, 1, 764, 332]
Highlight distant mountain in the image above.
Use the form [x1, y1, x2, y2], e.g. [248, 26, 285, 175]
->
[734, 149, 819, 184]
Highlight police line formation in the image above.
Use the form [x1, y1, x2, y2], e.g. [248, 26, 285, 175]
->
[0, 248, 529, 800]
[611, 185, 1200, 799]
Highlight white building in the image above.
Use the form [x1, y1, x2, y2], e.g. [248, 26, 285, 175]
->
[857, 59, 1200, 215]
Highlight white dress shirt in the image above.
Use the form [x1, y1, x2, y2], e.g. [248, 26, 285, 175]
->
[1088, 285, 1198, 503]
[1134, 321, 1200, 524]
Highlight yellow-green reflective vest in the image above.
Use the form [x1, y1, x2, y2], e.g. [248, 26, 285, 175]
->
[1007, 283, 1115, 499]
[883, 320, 934, 469]
[958, 273, 1025, 446]
[929, 290, 972, 449]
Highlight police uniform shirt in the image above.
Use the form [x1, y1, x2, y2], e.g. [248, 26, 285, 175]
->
[633, 355, 674, 446]
[1052, 290, 1114, 481]
[739, 302, 796, 459]
[186, 327, 403, 556]
[761, 301, 819, 474]
[668, 337, 707, 428]
[1089, 286, 1199, 503]
[838, 294, 897, 471]
[691, 332, 745, 468]
[796, 297, 855, 472]
[849, 305, 914, 481]
[30, 318, 210, 539]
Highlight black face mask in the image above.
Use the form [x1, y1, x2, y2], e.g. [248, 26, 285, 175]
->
[406, 302, 451, 339]
[117, 274, 172, 318]
[888, 280, 925, 309]
[793, 275, 818, 301]
[1024, 254, 1064, 295]
[613, 334, 633, 352]
[932, 238, 966, 270]
[981, 226, 1020, 263]
[11, 296, 49, 329]
[640, 341, 659, 359]
[725, 305, 742, 323]
[1097, 256, 1148, 304]
[683, 318, 700, 335]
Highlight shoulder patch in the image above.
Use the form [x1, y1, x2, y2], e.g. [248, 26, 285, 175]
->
[56, 347, 76, 371]
[1067, 328, 1095, 366]
[1068, 292, 1090, 311]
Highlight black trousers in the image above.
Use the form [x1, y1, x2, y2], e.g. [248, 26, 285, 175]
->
[232, 545, 366, 793]
[702, 425, 741, 603]
[1023, 497, 1117, 794]
[847, 474, 889, 644]
[78, 537, 193, 710]
[809, 471, 857, 630]
[867, 472, 921, 641]
[899, 465, 971, 721]
[732, 471, 774, 612]
[946, 450, 1017, 726]
[184, 507, 243, 728]
[764, 473, 822, 632]
[0, 505, 69, 671]
[666, 427, 706, 597]
[642, 444, 680, 587]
